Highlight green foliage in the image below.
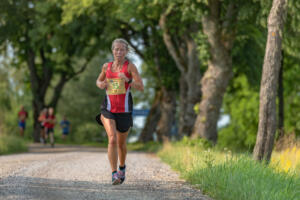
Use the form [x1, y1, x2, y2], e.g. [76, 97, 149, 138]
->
[1, 0, 299, 150]
[0, 134, 28, 155]
[57, 57, 107, 143]
[219, 75, 259, 151]
[282, 57, 300, 134]
[0, 67, 12, 134]
[158, 144, 300, 200]
[0, 65, 33, 139]
[73, 122, 102, 143]
[282, 0, 300, 135]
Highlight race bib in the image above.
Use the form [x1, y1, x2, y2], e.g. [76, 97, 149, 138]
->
[106, 78, 126, 95]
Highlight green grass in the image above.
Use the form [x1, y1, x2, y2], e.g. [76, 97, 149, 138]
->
[127, 141, 162, 153]
[158, 141, 300, 200]
[0, 134, 28, 155]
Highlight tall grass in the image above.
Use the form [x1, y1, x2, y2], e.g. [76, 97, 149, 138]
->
[271, 146, 300, 175]
[158, 141, 300, 200]
[0, 134, 28, 155]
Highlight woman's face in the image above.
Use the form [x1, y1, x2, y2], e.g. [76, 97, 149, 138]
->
[49, 108, 53, 115]
[112, 42, 128, 61]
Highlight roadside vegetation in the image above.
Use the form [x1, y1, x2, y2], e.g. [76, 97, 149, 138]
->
[0, 134, 28, 155]
[157, 137, 300, 200]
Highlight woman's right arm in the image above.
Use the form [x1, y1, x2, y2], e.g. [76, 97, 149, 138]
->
[96, 63, 108, 89]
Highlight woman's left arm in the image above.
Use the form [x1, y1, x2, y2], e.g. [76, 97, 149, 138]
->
[128, 63, 144, 92]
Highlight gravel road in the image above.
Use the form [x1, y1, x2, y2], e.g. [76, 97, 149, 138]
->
[0, 144, 210, 200]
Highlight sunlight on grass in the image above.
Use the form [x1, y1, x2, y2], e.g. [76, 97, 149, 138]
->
[158, 142, 300, 200]
[271, 145, 300, 175]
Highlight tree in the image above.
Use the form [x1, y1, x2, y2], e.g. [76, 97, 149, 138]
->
[219, 0, 300, 151]
[189, 0, 238, 143]
[0, 0, 108, 141]
[159, 3, 202, 137]
[253, 0, 288, 162]
[188, 0, 265, 144]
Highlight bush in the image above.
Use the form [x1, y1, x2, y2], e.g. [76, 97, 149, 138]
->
[0, 134, 28, 155]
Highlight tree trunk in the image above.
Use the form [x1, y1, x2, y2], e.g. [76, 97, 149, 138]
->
[138, 89, 162, 143]
[178, 75, 188, 137]
[192, 57, 232, 143]
[277, 50, 284, 139]
[32, 100, 44, 142]
[253, 0, 288, 162]
[156, 87, 176, 142]
[191, 1, 236, 144]
[26, 48, 47, 142]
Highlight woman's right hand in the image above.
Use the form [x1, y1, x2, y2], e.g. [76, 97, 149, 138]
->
[96, 63, 108, 89]
[97, 80, 108, 89]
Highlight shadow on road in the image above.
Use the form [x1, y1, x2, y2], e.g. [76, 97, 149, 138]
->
[0, 176, 200, 200]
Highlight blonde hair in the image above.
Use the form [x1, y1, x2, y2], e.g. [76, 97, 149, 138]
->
[111, 38, 135, 55]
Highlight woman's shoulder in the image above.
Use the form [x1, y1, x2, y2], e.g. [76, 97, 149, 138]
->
[127, 61, 137, 71]
[101, 62, 111, 72]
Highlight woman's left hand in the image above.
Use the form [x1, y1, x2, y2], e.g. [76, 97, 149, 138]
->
[118, 72, 129, 82]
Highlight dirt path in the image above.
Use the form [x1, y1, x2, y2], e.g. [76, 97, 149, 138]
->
[0, 144, 210, 200]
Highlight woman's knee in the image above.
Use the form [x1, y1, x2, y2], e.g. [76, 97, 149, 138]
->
[118, 142, 126, 149]
[108, 135, 117, 145]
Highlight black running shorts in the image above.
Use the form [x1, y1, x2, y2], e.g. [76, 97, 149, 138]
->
[46, 128, 54, 135]
[95, 109, 133, 133]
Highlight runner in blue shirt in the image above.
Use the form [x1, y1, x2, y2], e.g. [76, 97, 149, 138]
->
[60, 116, 71, 141]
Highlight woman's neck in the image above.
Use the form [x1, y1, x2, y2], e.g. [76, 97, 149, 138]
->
[114, 59, 126, 66]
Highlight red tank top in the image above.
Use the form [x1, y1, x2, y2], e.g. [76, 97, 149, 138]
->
[104, 60, 132, 113]
[44, 115, 55, 128]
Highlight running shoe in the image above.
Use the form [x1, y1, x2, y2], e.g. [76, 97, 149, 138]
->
[112, 172, 120, 185]
[118, 167, 126, 184]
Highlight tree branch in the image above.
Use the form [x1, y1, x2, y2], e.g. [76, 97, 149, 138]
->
[159, 7, 187, 73]
[48, 72, 67, 108]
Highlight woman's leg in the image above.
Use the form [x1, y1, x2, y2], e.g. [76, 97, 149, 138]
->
[50, 130, 54, 147]
[117, 130, 129, 167]
[44, 128, 48, 140]
[101, 115, 118, 172]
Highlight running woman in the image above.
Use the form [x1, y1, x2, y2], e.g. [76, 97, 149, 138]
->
[44, 107, 56, 148]
[96, 38, 144, 185]
[38, 108, 47, 144]
[18, 106, 28, 137]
